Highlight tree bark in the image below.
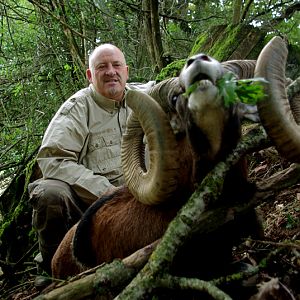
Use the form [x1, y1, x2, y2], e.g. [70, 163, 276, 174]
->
[142, 0, 165, 73]
[232, 0, 242, 25]
[33, 241, 159, 300]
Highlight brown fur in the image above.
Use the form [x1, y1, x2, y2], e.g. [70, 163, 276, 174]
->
[51, 225, 83, 278]
[91, 188, 178, 264]
[52, 187, 180, 278]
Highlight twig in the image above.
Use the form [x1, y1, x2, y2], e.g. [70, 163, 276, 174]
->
[245, 238, 300, 250]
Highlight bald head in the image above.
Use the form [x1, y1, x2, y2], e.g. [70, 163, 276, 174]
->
[89, 44, 126, 69]
[87, 44, 129, 101]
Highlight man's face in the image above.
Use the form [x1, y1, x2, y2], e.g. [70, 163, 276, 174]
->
[87, 46, 129, 101]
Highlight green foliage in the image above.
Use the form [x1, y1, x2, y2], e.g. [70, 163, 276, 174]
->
[217, 73, 267, 107]
[283, 12, 300, 45]
[0, 0, 84, 182]
[285, 214, 299, 229]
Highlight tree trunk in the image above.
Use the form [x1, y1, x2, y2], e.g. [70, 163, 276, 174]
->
[53, 0, 86, 80]
[232, 0, 242, 25]
[142, 0, 165, 73]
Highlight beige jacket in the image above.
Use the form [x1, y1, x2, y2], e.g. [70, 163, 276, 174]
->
[37, 84, 132, 205]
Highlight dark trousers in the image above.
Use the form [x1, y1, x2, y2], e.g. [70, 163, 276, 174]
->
[28, 179, 87, 274]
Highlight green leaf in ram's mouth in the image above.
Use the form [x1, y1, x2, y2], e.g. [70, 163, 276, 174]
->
[216, 72, 268, 107]
[183, 82, 199, 97]
[184, 72, 268, 107]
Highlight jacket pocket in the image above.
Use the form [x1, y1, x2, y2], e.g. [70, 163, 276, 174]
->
[86, 133, 122, 173]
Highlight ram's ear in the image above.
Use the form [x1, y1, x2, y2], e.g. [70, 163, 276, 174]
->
[121, 90, 180, 205]
[255, 36, 300, 163]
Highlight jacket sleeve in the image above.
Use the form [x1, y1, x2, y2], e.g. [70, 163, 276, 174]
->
[37, 97, 114, 205]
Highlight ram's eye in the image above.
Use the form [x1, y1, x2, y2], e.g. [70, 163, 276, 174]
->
[171, 95, 178, 106]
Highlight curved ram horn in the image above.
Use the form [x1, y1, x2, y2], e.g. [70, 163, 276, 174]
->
[121, 90, 181, 205]
[221, 60, 256, 79]
[255, 36, 300, 162]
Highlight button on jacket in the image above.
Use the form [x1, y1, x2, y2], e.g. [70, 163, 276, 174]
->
[37, 84, 132, 205]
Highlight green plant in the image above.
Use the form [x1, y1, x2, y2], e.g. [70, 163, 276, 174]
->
[184, 72, 267, 107]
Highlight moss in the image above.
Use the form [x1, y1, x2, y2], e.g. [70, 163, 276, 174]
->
[190, 24, 267, 62]
[156, 24, 269, 83]
[209, 25, 248, 61]
[190, 32, 210, 56]
[0, 220, 10, 237]
[155, 59, 186, 82]
[190, 25, 228, 57]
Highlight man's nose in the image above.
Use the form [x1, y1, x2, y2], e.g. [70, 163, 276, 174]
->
[105, 64, 116, 75]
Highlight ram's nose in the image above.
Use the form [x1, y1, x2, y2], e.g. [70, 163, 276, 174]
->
[186, 54, 212, 67]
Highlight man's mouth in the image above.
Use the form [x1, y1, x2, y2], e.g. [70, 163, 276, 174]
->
[105, 78, 119, 83]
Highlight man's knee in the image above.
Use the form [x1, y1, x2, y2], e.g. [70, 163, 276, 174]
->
[29, 179, 73, 208]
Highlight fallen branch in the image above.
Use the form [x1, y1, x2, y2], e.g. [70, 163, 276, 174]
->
[34, 241, 160, 300]
[257, 163, 300, 192]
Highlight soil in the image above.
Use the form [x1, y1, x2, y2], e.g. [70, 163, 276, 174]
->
[1, 147, 299, 300]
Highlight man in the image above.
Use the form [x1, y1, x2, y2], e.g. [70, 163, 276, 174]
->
[29, 44, 131, 275]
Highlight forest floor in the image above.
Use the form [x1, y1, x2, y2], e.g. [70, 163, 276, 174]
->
[1, 146, 300, 300]
[230, 146, 300, 300]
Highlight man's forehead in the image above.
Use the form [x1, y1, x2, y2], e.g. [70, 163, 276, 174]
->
[94, 47, 123, 61]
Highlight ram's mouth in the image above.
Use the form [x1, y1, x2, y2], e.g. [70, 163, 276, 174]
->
[183, 74, 216, 97]
[185, 71, 216, 88]
[192, 73, 213, 85]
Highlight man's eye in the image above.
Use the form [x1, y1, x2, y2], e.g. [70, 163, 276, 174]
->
[98, 65, 107, 70]
[113, 63, 123, 68]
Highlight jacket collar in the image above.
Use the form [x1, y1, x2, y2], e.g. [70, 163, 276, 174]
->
[89, 84, 125, 112]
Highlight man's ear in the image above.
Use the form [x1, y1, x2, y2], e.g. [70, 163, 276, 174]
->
[86, 69, 92, 82]
[126, 66, 129, 81]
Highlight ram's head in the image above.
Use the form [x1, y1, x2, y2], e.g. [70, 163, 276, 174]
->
[121, 52, 243, 205]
